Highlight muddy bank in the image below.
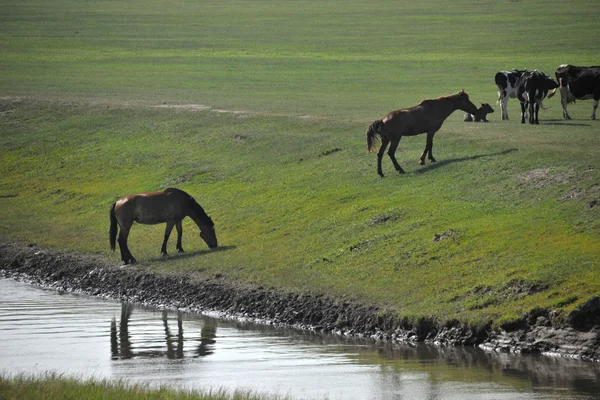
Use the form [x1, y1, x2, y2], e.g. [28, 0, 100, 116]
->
[1, 241, 598, 361]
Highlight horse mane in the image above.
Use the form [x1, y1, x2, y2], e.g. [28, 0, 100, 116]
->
[188, 195, 215, 227]
[419, 90, 467, 106]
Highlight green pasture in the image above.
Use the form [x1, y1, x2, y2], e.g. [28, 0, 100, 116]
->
[1, 0, 599, 326]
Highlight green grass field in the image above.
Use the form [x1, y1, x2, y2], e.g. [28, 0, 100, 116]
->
[1, 0, 599, 326]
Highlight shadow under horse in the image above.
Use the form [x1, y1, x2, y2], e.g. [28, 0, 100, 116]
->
[109, 188, 218, 264]
[366, 90, 478, 177]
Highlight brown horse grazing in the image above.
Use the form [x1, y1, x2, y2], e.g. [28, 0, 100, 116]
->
[366, 90, 478, 177]
[109, 188, 217, 264]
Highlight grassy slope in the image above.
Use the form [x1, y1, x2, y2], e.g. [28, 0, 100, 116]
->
[0, 0, 599, 326]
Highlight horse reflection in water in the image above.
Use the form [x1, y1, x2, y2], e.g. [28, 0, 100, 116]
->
[110, 303, 217, 360]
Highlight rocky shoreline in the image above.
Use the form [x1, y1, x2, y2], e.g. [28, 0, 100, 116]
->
[1, 241, 598, 361]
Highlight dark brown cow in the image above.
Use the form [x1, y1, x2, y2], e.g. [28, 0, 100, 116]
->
[516, 71, 559, 124]
[548, 64, 600, 120]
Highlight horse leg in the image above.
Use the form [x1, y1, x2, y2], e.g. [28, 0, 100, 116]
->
[376, 136, 390, 177]
[591, 98, 598, 120]
[533, 101, 540, 124]
[419, 132, 436, 165]
[161, 221, 175, 256]
[117, 223, 136, 265]
[175, 221, 184, 253]
[387, 137, 405, 174]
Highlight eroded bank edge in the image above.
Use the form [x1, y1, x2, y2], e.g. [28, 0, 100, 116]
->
[1, 241, 598, 361]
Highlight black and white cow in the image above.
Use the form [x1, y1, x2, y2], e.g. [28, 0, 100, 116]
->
[495, 69, 527, 120]
[548, 64, 600, 120]
[516, 70, 559, 124]
[464, 103, 494, 122]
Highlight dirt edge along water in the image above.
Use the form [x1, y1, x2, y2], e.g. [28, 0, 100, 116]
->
[0, 240, 598, 361]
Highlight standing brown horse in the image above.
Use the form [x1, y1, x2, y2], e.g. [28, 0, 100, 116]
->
[366, 90, 478, 177]
[109, 188, 217, 264]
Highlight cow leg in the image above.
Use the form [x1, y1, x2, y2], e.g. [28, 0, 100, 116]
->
[520, 101, 527, 124]
[376, 136, 390, 177]
[560, 87, 571, 120]
[501, 94, 509, 120]
[592, 98, 599, 120]
[534, 102, 540, 124]
[529, 97, 534, 124]
[175, 221, 184, 253]
[419, 132, 436, 165]
[528, 98, 536, 124]
[387, 137, 405, 174]
[161, 221, 175, 256]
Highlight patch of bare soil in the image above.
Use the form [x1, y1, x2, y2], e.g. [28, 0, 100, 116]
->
[152, 104, 212, 111]
[516, 168, 576, 189]
[1, 240, 599, 361]
[152, 103, 255, 118]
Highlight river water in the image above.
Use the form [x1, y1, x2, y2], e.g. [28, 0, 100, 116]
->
[1, 278, 599, 400]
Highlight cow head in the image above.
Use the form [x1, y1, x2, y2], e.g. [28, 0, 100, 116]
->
[480, 103, 495, 115]
[545, 76, 559, 91]
[555, 64, 574, 87]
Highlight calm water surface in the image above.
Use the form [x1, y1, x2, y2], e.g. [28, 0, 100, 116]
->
[1, 278, 599, 400]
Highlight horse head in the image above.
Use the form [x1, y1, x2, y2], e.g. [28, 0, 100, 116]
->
[457, 90, 478, 115]
[200, 223, 218, 249]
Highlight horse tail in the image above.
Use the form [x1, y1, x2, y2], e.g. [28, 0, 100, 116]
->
[109, 202, 118, 251]
[366, 119, 384, 153]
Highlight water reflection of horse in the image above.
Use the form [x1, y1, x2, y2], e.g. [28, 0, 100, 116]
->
[109, 188, 218, 264]
[366, 90, 478, 177]
[110, 303, 217, 360]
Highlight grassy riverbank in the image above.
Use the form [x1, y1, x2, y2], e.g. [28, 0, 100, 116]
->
[0, 374, 287, 400]
[1, 0, 599, 328]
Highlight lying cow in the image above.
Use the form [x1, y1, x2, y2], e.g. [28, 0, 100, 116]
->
[516, 70, 559, 124]
[464, 103, 494, 122]
[548, 64, 600, 120]
[495, 69, 527, 120]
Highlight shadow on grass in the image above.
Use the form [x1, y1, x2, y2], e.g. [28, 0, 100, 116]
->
[540, 120, 592, 127]
[147, 245, 237, 263]
[414, 148, 519, 174]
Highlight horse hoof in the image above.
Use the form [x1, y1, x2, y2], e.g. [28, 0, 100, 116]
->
[161, 252, 168, 257]
[418, 160, 425, 166]
[177, 249, 184, 253]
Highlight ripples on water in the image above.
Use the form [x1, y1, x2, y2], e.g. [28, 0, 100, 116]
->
[1, 278, 600, 400]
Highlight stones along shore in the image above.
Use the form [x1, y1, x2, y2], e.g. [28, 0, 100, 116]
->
[1, 241, 598, 361]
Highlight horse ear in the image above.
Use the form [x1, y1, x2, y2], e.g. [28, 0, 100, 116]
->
[459, 89, 465, 94]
